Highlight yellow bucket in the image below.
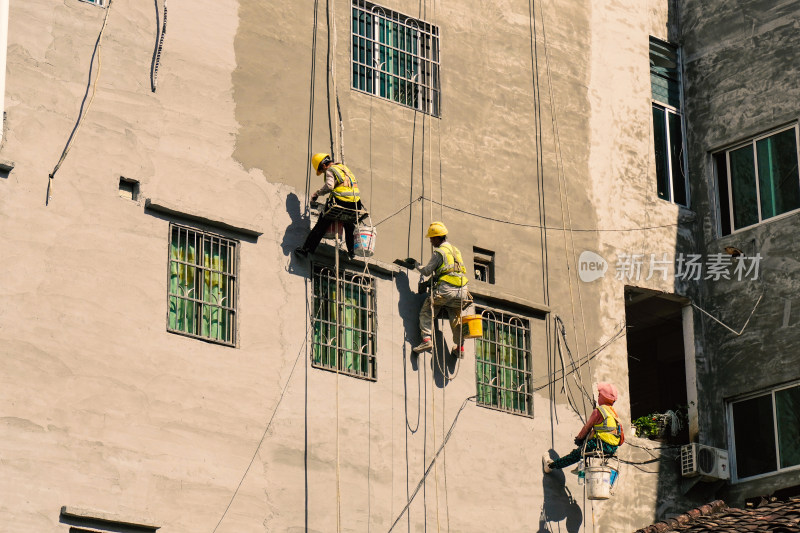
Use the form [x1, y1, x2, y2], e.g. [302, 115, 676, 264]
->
[459, 315, 483, 339]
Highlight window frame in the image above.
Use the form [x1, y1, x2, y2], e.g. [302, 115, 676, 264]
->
[727, 380, 800, 482]
[715, 123, 800, 236]
[311, 263, 378, 381]
[474, 305, 534, 418]
[166, 223, 239, 347]
[351, 0, 441, 116]
[650, 36, 689, 207]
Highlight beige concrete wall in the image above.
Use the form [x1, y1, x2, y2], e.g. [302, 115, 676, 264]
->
[0, 0, 697, 531]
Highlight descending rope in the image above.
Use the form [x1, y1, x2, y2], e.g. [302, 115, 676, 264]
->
[388, 396, 476, 533]
[46, 0, 113, 205]
[211, 299, 322, 533]
[304, 0, 322, 212]
[150, 0, 167, 92]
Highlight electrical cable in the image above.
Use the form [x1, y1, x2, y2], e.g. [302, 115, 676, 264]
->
[46, 0, 113, 205]
[388, 396, 476, 533]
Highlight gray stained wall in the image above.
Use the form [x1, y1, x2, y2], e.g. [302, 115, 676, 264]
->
[0, 0, 716, 531]
[680, 0, 800, 502]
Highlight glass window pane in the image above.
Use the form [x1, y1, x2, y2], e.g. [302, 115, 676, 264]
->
[776, 385, 800, 469]
[652, 106, 670, 201]
[669, 112, 687, 206]
[732, 394, 777, 478]
[714, 152, 732, 236]
[756, 129, 800, 220]
[729, 145, 759, 230]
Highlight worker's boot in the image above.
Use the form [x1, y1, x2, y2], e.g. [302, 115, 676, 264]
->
[542, 454, 552, 474]
[413, 337, 432, 353]
[451, 346, 465, 359]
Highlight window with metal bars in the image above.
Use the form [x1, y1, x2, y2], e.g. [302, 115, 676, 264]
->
[474, 307, 533, 417]
[312, 264, 377, 381]
[650, 37, 688, 206]
[167, 224, 238, 346]
[351, 0, 440, 116]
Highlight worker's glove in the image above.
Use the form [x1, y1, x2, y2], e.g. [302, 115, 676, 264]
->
[408, 258, 419, 269]
[417, 279, 429, 294]
[311, 193, 319, 203]
[574, 437, 584, 446]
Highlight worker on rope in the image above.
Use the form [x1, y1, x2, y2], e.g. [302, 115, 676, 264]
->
[295, 153, 366, 260]
[412, 221, 472, 357]
[543, 382, 625, 473]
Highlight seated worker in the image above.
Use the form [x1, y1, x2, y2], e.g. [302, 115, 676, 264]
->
[295, 153, 366, 260]
[543, 382, 625, 473]
[413, 221, 471, 358]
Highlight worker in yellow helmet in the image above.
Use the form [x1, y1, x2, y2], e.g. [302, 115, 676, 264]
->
[543, 382, 625, 474]
[295, 153, 366, 259]
[413, 221, 471, 357]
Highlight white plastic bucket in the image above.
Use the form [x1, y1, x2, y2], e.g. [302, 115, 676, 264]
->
[324, 221, 344, 240]
[585, 465, 615, 500]
[353, 226, 376, 257]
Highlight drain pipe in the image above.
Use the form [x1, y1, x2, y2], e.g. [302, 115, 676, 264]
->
[0, 0, 8, 144]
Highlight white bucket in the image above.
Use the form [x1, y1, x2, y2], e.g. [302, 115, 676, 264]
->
[585, 465, 615, 500]
[353, 226, 376, 257]
[324, 221, 344, 240]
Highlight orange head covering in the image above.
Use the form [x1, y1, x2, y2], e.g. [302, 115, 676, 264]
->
[597, 382, 618, 406]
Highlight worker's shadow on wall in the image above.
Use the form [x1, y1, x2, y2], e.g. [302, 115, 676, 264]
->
[539, 449, 583, 533]
[394, 271, 457, 388]
[430, 319, 458, 388]
[281, 193, 310, 274]
[395, 270, 424, 373]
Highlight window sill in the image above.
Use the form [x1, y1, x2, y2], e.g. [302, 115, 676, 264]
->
[469, 281, 550, 317]
[718, 209, 800, 241]
[145, 198, 263, 240]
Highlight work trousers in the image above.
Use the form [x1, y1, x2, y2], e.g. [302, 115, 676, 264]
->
[549, 439, 619, 470]
[419, 283, 470, 346]
[302, 198, 365, 254]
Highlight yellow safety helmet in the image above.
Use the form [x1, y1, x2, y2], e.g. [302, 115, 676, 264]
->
[425, 221, 448, 238]
[311, 153, 332, 176]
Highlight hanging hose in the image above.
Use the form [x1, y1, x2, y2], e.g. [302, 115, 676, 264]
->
[150, 0, 167, 92]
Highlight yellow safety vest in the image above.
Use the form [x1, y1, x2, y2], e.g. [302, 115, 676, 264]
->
[434, 243, 468, 288]
[593, 405, 621, 446]
[329, 164, 360, 203]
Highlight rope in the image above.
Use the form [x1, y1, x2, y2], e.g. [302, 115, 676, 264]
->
[423, 196, 683, 232]
[150, 0, 167, 92]
[46, 0, 113, 205]
[388, 396, 475, 533]
[334, 231, 342, 533]
[211, 297, 322, 533]
[304, 0, 321, 213]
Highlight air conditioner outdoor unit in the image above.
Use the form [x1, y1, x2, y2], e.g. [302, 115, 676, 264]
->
[681, 443, 730, 481]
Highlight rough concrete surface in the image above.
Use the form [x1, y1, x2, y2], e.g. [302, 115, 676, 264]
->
[3, 0, 797, 532]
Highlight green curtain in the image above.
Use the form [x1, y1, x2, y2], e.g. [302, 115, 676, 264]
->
[169, 234, 230, 341]
[476, 319, 527, 412]
[314, 276, 369, 377]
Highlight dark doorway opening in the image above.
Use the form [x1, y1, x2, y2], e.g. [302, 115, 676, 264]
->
[624, 287, 689, 426]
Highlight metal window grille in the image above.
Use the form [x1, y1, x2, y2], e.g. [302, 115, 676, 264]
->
[312, 264, 377, 381]
[167, 224, 238, 346]
[352, 0, 440, 116]
[475, 307, 533, 417]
